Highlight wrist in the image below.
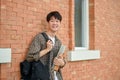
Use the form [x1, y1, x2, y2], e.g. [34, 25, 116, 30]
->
[39, 48, 50, 57]
[45, 48, 50, 53]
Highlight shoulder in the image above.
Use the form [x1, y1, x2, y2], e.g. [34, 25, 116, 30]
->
[34, 32, 43, 38]
[30, 32, 46, 43]
[33, 32, 45, 39]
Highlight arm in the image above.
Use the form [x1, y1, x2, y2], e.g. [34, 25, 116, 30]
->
[26, 35, 53, 61]
[26, 35, 41, 61]
[39, 40, 53, 57]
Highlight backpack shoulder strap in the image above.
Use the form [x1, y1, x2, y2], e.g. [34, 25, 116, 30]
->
[41, 32, 50, 42]
[41, 32, 51, 65]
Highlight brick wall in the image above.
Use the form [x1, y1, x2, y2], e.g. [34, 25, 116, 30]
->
[0, 0, 69, 80]
[94, 0, 120, 80]
[0, 0, 120, 80]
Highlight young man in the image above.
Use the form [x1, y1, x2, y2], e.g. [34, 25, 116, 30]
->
[26, 11, 66, 80]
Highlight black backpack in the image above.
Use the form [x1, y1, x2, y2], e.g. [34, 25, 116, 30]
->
[20, 32, 50, 80]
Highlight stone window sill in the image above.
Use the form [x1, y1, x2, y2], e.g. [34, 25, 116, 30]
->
[68, 50, 100, 61]
[0, 48, 11, 63]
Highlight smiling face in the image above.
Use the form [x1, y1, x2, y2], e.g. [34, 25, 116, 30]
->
[48, 16, 61, 33]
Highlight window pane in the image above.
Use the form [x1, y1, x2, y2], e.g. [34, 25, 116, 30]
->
[74, 0, 89, 48]
[74, 0, 82, 47]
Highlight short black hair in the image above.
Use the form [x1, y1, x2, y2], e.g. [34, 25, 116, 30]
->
[46, 11, 62, 22]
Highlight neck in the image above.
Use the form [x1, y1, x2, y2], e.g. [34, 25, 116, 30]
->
[46, 31, 56, 37]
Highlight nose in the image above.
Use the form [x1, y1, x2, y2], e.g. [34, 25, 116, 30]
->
[53, 21, 57, 24]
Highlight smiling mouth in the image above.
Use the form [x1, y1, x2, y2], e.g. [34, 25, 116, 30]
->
[52, 26, 58, 28]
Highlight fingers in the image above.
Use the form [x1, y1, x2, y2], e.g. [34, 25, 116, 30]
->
[54, 58, 59, 66]
[54, 57, 64, 66]
[46, 40, 53, 51]
[47, 40, 53, 46]
[47, 40, 53, 44]
[58, 54, 63, 59]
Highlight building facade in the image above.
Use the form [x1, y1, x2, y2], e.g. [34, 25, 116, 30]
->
[0, 0, 120, 80]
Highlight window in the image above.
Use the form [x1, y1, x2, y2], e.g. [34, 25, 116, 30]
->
[68, 0, 100, 61]
[74, 0, 89, 49]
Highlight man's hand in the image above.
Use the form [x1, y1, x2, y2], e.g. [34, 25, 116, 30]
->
[54, 56, 64, 66]
[39, 40, 53, 57]
[46, 40, 53, 52]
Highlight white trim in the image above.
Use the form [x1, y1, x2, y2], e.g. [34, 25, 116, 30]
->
[75, 47, 88, 50]
[0, 48, 11, 63]
[83, 0, 89, 48]
[68, 50, 100, 61]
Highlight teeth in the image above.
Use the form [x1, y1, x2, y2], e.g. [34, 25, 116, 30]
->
[53, 26, 57, 28]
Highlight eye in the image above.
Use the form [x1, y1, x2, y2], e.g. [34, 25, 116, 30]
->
[56, 20, 59, 22]
[50, 20, 54, 22]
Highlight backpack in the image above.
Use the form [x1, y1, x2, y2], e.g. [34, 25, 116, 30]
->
[20, 32, 50, 80]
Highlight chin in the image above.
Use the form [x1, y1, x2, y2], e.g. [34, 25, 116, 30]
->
[52, 30, 58, 33]
[52, 29, 58, 31]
